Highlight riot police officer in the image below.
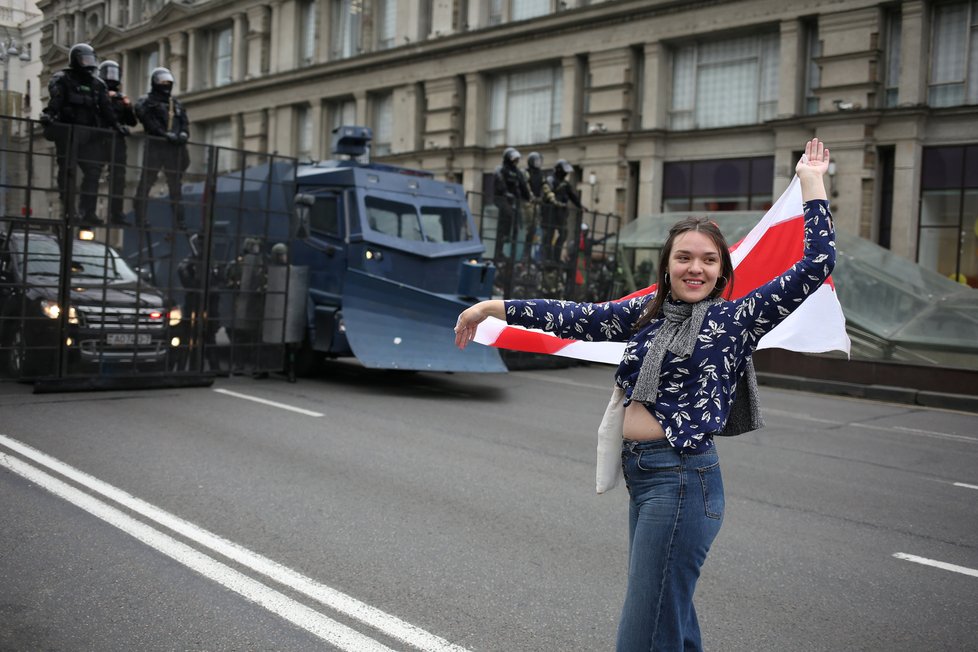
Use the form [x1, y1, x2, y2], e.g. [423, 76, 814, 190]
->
[541, 159, 583, 263]
[134, 67, 190, 230]
[39, 43, 120, 226]
[492, 147, 531, 261]
[98, 60, 137, 226]
[523, 152, 551, 261]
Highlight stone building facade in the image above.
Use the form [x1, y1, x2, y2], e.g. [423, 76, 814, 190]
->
[33, 0, 978, 286]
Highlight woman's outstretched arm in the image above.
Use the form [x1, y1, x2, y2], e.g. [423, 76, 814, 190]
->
[797, 138, 829, 202]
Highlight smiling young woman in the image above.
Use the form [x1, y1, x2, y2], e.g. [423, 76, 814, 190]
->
[455, 138, 834, 652]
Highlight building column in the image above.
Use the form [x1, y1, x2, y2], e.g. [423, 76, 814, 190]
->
[354, 90, 368, 126]
[186, 29, 198, 92]
[463, 72, 485, 147]
[156, 38, 169, 67]
[560, 55, 583, 138]
[898, 0, 928, 107]
[392, 83, 423, 153]
[423, 76, 463, 149]
[640, 42, 669, 130]
[584, 48, 632, 133]
[232, 13, 247, 83]
[269, 0, 283, 73]
[168, 32, 188, 93]
[121, 50, 137, 97]
[246, 5, 271, 78]
[776, 18, 803, 118]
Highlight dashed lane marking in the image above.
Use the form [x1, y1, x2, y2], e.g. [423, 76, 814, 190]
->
[213, 388, 324, 417]
[893, 553, 978, 579]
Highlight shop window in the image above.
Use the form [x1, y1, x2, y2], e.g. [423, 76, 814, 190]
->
[919, 145, 978, 287]
[662, 157, 774, 212]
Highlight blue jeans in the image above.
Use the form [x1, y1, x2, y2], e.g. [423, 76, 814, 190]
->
[616, 439, 724, 652]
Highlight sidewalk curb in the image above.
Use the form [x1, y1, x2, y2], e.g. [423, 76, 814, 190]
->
[756, 372, 978, 414]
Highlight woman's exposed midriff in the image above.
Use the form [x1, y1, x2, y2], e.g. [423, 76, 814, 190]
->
[623, 401, 667, 441]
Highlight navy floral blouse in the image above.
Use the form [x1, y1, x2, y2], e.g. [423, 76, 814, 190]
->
[505, 200, 836, 453]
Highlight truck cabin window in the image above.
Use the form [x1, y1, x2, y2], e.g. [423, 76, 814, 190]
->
[419, 206, 473, 243]
[310, 196, 340, 236]
[365, 197, 423, 241]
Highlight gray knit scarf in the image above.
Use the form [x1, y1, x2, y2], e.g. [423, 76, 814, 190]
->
[631, 298, 764, 437]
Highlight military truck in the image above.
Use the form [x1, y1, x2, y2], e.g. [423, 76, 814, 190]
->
[130, 126, 506, 374]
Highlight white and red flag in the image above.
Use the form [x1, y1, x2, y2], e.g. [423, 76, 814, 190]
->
[473, 176, 851, 364]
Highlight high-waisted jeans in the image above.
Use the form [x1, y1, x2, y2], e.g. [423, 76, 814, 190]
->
[616, 439, 724, 652]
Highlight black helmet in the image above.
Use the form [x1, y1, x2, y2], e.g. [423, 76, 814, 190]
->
[503, 147, 521, 166]
[98, 60, 121, 90]
[150, 67, 175, 95]
[554, 159, 573, 176]
[68, 43, 98, 76]
[527, 152, 542, 169]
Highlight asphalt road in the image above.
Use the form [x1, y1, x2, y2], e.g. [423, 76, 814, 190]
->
[1, 362, 976, 651]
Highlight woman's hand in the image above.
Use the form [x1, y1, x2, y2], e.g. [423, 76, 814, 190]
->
[796, 138, 829, 202]
[454, 300, 504, 350]
[796, 138, 830, 178]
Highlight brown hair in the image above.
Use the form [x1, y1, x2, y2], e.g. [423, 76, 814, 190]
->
[633, 216, 735, 331]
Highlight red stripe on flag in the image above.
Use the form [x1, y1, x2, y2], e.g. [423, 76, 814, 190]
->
[729, 216, 834, 297]
[493, 328, 574, 355]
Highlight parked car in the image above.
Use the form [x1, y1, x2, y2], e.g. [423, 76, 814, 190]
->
[0, 229, 182, 378]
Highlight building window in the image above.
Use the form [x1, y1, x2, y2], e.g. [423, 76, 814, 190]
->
[300, 0, 318, 65]
[804, 21, 821, 114]
[918, 145, 978, 287]
[662, 157, 774, 212]
[928, 1, 978, 107]
[487, 65, 563, 146]
[377, 0, 396, 49]
[490, 0, 550, 24]
[200, 119, 235, 172]
[371, 92, 393, 156]
[213, 26, 233, 86]
[143, 49, 159, 82]
[419, 0, 433, 39]
[883, 9, 901, 107]
[512, 0, 550, 21]
[296, 105, 313, 161]
[670, 32, 780, 130]
[331, 0, 362, 59]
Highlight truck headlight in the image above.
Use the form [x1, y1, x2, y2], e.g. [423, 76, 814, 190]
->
[168, 306, 183, 326]
[40, 300, 79, 324]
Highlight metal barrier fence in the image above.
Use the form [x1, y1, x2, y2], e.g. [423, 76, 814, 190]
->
[0, 116, 300, 388]
[467, 190, 623, 302]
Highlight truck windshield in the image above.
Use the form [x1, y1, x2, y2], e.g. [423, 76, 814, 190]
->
[365, 197, 423, 241]
[11, 234, 139, 284]
[419, 206, 473, 243]
[364, 196, 473, 243]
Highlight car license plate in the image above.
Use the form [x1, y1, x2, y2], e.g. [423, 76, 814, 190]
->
[106, 333, 152, 346]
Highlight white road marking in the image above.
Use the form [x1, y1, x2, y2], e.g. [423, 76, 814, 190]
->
[213, 388, 324, 417]
[0, 452, 394, 652]
[953, 482, 978, 491]
[893, 553, 978, 579]
[0, 434, 470, 652]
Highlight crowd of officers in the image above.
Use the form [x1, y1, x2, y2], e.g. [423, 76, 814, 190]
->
[492, 147, 584, 265]
[39, 42, 191, 229]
